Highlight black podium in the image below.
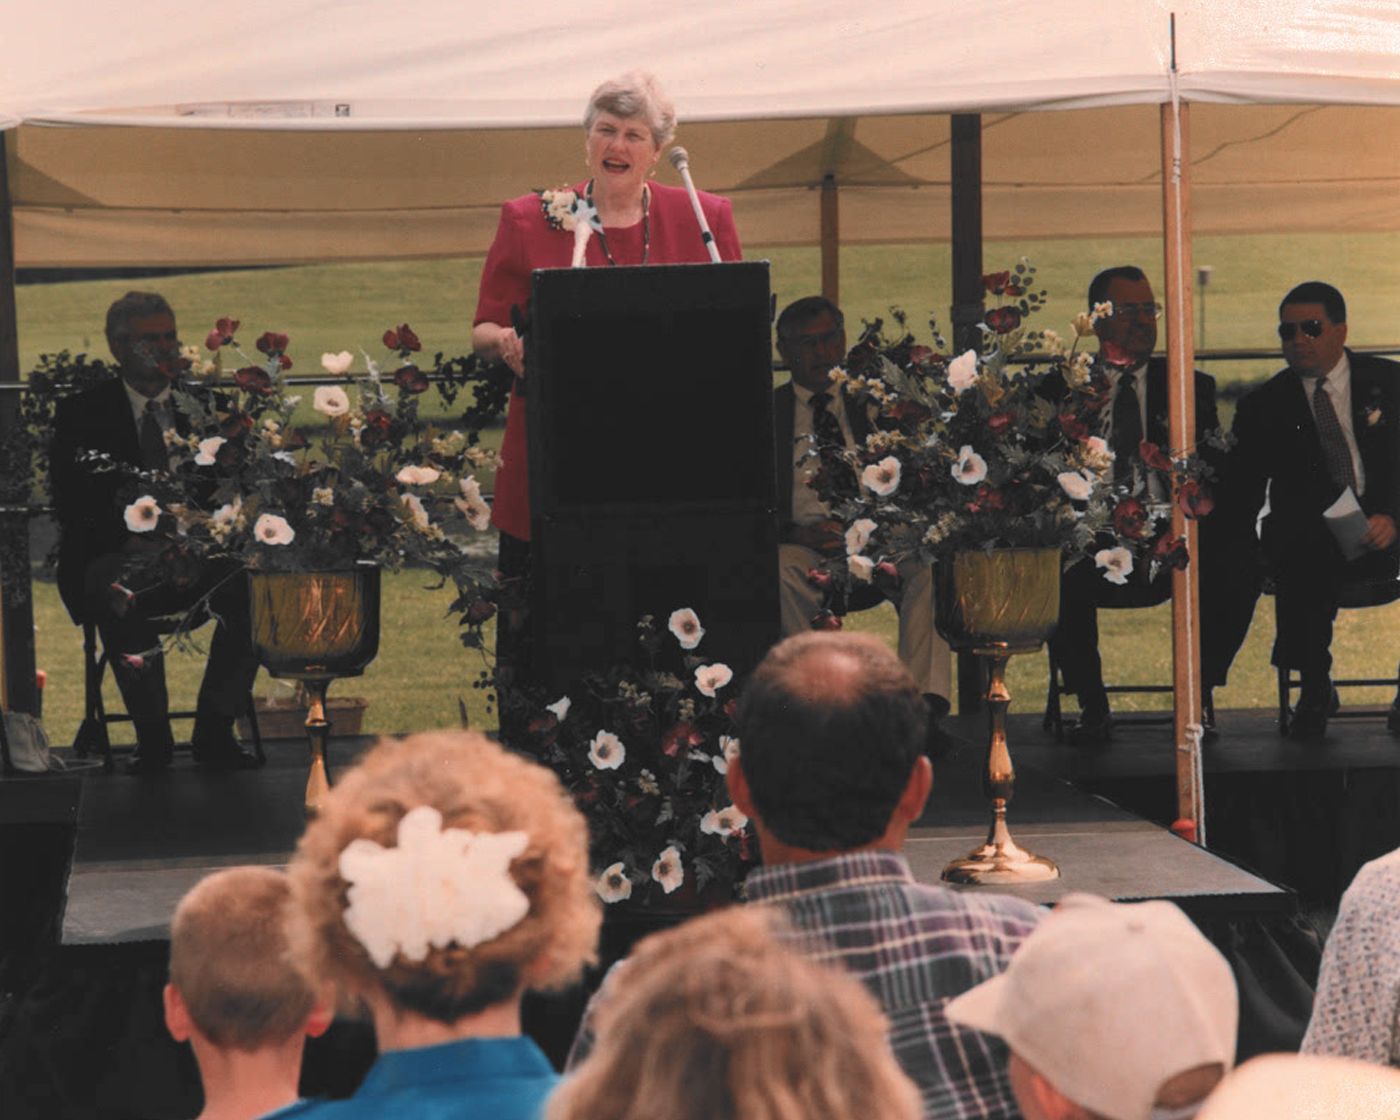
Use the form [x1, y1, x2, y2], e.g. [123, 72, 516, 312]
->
[527, 261, 778, 690]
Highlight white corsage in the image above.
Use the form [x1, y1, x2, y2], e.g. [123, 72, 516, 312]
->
[338, 806, 531, 969]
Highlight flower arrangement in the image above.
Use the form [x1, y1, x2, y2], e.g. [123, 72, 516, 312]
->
[102, 318, 510, 645]
[808, 261, 1222, 604]
[502, 608, 752, 907]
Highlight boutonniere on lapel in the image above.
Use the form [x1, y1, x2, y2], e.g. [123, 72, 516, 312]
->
[535, 185, 602, 267]
[1365, 406, 1383, 427]
[1363, 385, 1385, 428]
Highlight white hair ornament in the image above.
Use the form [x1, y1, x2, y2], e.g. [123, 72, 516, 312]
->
[338, 805, 530, 969]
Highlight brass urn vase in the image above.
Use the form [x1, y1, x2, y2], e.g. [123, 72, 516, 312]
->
[935, 547, 1060, 884]
[247, 565, 381, 813]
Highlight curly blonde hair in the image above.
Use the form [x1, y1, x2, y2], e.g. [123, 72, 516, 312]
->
[287, 730, 599, 1023]
[548, 907, 921, 1120]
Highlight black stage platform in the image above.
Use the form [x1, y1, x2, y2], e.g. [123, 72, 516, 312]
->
[0, 708, 1364, 1118]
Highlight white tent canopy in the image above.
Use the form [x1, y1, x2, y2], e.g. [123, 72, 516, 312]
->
[3, 0, 1400, 266]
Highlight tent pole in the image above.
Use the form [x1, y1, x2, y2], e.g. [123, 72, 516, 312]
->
[1161, 97, 1205, 843]
[0, 136, 37, 715]
[820, 173, 839, 304]
[950, 112, 985, 713]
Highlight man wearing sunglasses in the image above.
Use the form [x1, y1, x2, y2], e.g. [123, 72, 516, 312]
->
[1052, 266, 1239, 747]
[1228, 281, 1400, 741]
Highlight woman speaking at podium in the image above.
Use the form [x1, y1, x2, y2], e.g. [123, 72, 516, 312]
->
[471, 70, 743, 613]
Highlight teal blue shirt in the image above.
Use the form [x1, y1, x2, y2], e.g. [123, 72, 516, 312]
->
[275, 1035, 557, 1119]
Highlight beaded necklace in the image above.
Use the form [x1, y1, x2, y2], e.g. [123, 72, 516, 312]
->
[585, 180, 651, 266]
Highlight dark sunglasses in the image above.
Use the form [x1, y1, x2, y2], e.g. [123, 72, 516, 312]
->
[1278, 320, 1325, 341]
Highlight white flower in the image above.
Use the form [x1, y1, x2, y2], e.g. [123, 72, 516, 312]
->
[320, 351, 354, 375]
[401, 493, 429, 530]
[861, 456, 902, 497]
[595, 862, 633, 904]
[193, 436, 226, 466]
[546, 696, 571, 722]
[952, 445, 988, 486]
[254, 513, 295, 546]
[700, 806, 750, 836]
[848, 554, 875, 582]
[395, 465, 441, 486]
[1082, 435, 1114, 474]
[1091, 301, 1114, 323]
[273, 451, 297, 465]
[588, 730, 625, 770]
[313, 385, 351, 416]
[1066, 351, 1094, 388]
[668, 607, 705, 650]
[454, 476, 492, 531]
[637, 768, 661, 796]
[212, 497, 243, 527]
[652, 846, 684, 894]
[845, 518, 877, 556]
[1071, 311, 1097, 338]
[312, 487, 335, 506]
[338, 806, 530, 968]
[721, 736, 741, 766]
[1095, 546, 1134, 585]
[694, 663, 734, 698]
[1057, 470, 1094, 501]
[947, 350, 979, 392]
[123, 496, 161, 533]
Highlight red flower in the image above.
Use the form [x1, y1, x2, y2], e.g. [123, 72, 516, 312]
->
[985, 307, 1022, 334]
[233, 366, 274, 396]
[661, 721, 705, 757]
[1003, 283, 1023, 297]
[219, 411, 253, 437]
[215, 316, 240, 338]
[986, 409, 1014, 434]
[810, 611, 843, 631]
[204, 329, 224, 351]
[888, 400, 932, 425]
[806, 567, 832, 589]
[875, 560, 900, 582]
[1177, 479, 1214, 519]
[1112, 497, 1149, 539]
[394, 365, 430, 394]
[1138, 440, 1173, 472]
[724, 698, 738, 719]
[907, 345, 936, 367]
[982, 271, 1011, 294]
[1153, 534, 1191, 570]
[465, 599, 497, 624]
[383, 323, 422, 352]
[969, 484, 1007, 514]
[1059, 410, 1090, 441]
[255, 331, 289, 356]
[361, 409, 394, 447]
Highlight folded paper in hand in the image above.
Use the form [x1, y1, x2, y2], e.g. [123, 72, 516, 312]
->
[1324, 487, 1370, 562]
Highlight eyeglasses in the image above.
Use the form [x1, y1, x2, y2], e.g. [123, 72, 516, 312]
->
[1107, 302, 1162, 321]
[1278, 320, 1326, 341]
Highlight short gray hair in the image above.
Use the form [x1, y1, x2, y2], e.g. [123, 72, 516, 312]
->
[106, 290, 174, 348]
[584, 70, 676, 148]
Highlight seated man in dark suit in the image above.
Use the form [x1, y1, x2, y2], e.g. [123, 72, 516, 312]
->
[773, 296, 952, 747]
[1229, 281, 1400, 741]
[50, 291, 259, 773]
[1051, 266, 1246, 745]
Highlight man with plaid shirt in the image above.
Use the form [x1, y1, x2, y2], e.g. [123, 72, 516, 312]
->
[726, 631, 1042, 1120]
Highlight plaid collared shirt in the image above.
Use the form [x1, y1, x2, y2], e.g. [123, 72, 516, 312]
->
[746, 850, 1043, 1120]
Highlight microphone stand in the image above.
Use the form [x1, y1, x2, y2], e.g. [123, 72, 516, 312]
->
[668, 147, 722, 263]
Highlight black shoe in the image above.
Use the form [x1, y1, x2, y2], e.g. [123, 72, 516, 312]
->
[1066, 709, 1113, 747]
[191, 729, 261, 771]
[1202, 692, 1218, 743]
[125, 749, 173, 775]
[1289, 687, 1340, 743]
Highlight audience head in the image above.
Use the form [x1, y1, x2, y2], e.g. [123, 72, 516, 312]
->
[776, 295, 847, 393]
[548, 906, 921, 1120]
[1278, 281, 1348, 377]
[106, 290, 179, 395]
[1196, 1054, 1400, 1120]
[947, 893, 1237, 1120]
[287, 730, 599, 1026]
[732, 631, 929, 855]
[165, 865, 327, 1051]
[1088, 266, 1158, 368]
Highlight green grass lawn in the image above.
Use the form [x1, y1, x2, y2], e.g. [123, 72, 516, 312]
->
[19, 233, 1400, 743]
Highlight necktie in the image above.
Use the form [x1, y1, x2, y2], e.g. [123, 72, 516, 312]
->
[810, 391, 846, 448]
[139, 400, 169, 470]
[1311, 374, 1357, 493]
[1110, 373, 1143, 484]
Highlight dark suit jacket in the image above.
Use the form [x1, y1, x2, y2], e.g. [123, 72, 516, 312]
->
[1229, 349, 1400, 564]
[1139, 356, 1219, 449]
[774, 381, 875, 535]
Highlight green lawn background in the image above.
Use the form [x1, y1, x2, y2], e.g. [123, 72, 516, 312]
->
[20, 233, 1400, 744]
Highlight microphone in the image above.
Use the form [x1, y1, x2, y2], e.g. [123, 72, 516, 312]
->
[668, 146, 722, 263]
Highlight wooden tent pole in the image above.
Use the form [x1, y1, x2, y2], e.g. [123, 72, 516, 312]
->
[1161, 96, 1205, 842]
[820, 173, 839, 305]
[0, 136, 38, 715]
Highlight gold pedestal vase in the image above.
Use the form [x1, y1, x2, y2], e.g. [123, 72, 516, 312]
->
[247, 565, 381, 814]
[935, 548, 1061, 884]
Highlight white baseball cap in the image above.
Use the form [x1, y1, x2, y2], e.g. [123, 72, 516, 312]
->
[1196, 1054, 1400, 1120]
[946, 893, 1237, 1120]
